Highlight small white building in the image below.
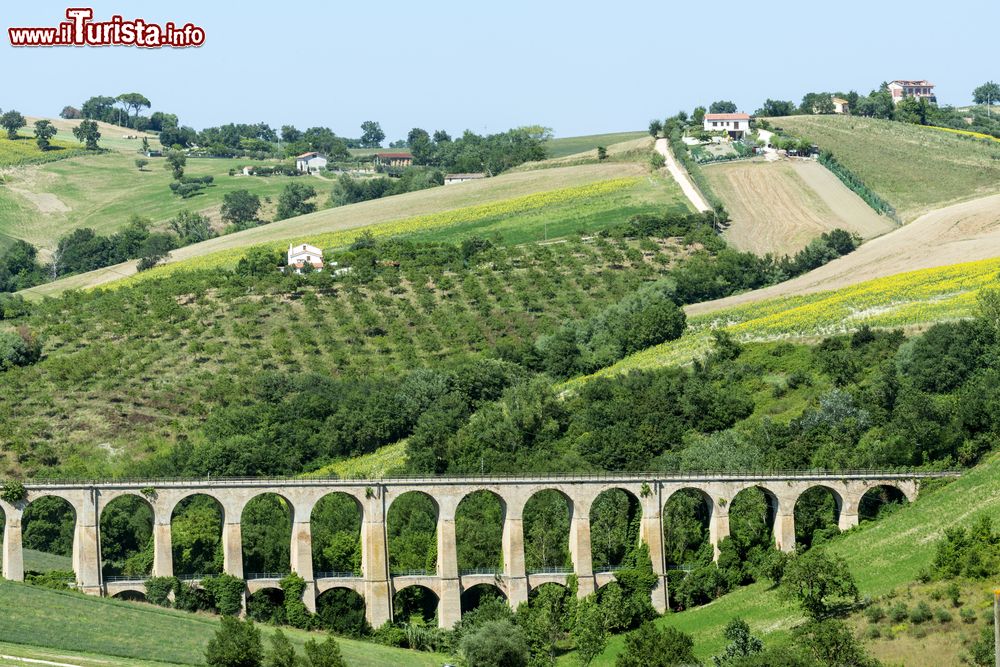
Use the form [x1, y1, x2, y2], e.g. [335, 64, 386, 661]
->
[444, 173, 486, 185]
[703, 113, 751, 139]
[287, 243, 324, 272]
[242, 166, 255, 176]
[831, 97, 850, 114]
[295, 152, 328, 173]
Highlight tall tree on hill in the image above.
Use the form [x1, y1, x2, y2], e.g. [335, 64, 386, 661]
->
[164, 149, 186, 179]
[756, 99, 795, 117]
[0, 110, 26, 139]
[33, 120, 57, 150]
[407, 127, 434, 164]
[709, 100, 737, 114]
[81, 95, 117, 122]
[973, 81, 1000, 116]
[648, 119, 663, 138]
[59, 105, 82, 119]
[275, 182, 317, 220]
[359, 120, 385, 148]
[221, 190, 262, 229]
[72, 119, 101, 150]
[691, 106, 706, 125]
[116, 92, 151, 124]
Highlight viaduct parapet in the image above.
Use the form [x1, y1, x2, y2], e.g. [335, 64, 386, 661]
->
[0, 471, 953, 628]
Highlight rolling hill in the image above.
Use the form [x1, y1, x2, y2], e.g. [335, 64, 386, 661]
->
[544, 131, 647, 158]
[19, 161, 686, 298]
[768, 115, 1000, 220]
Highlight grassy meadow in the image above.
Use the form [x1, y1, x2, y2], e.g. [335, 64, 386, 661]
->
[769, 115, 1000, 220]
[544, 131, 647, 158]
[0, 580, 446, 666]
[0, 151, 304, 254]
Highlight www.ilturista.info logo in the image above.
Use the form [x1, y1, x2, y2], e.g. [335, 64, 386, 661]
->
[8, 8, 205, 48]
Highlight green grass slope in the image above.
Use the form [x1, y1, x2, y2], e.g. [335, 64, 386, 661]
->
[586, 454, 1000, 663]
[0, 580, 444, 666]
[770, 115, 1000, 220]
[545, 131, 646, 158]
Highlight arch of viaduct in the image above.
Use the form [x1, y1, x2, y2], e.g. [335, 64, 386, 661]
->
[0, 472, 953, 629]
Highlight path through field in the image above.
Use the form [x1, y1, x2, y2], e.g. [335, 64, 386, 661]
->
[687, 192, 1000, 316]
[707, 159, 895, 255]
[655, 138, 710, 212]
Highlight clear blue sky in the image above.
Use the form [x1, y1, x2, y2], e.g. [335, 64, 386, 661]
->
[2, 0, 997, 141]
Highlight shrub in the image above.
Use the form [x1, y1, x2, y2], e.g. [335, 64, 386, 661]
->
[864, 604, 885, 623]
[202, 574, 246, 616]
[960, 606, 977, 624]
[865, 624, 881, 639]
[947, 582, 962, 607]
[460, 619, 528, 667]
[145, 576, 178, 607]
[909, 601, 932, 624]
[889, 602, 908, 623]
[0, 480, 27, 504]
[934, 607, 953, 623]
[0, 327, 43, 370]
[205, 616, 263, 667]
[25, 569, 75, 590]
[279, 572, 313, 629]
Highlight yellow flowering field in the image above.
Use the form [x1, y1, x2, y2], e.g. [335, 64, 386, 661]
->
[924, 125, 1000, 143]
[110, 177, 641, 289]
[581, 256, 1000, 382]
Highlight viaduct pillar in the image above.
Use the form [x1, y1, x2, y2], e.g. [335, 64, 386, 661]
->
[640, 490, 668, 613]
[502, 499, 528, 610]
[74, 490, 102, 594]
[2, 508, 24, 582]
[569, 495, 594, 597]
[437, 498, 461, 629]
[362, 486, 392, 629]
[290, 514, 316, 613]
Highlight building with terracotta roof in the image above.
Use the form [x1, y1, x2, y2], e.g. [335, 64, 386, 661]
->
[374, 152, 413, 168]
[287, 243, 324, 272]
[703, 113, 751, 138]
[887, 80, 936, 105]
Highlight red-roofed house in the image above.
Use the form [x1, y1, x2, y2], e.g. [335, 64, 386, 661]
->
[287, 243, 324, 272]
[703, 113, 751, 138]
[887, 80, 936, 105]
[374, 152, 413, 168]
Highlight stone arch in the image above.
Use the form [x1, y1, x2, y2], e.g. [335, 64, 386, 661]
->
[461, 583, 506, 615]
[590, 487, 642, 572]
[662, 487, 713, 569]
[170, 494, 224, 577]
[523, 489, 573, 573]
[728, 485, 780, 553]
[527, 580, 569, 601]
[455, 490, 506, 573]
[99, 493, 154, 577]
[393, 584, 439, 624]
[386, 491, 439, 575]
[247, 586, 286, 624]
[311, 492, 363, 577]
[859, 484, 909, 522]
[112, 589, 149, 603]
[794, 485, 844, 548]
[242, 492, 294, 577]
[316, 587, 367, 635]
[22, 495, 76, 574]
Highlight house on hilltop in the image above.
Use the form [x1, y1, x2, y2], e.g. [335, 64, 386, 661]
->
[887, 80, 936, 105]
[831, 97, 850, 114]
[444, 173, 486, 185]
[295, 152, 328, 173]
[374, 152, 413, 168]
[703, 113, 751, 139]
[287, 243, 324, 272]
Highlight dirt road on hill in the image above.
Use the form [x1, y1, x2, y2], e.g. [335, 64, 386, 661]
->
[686, 192, 1000, 316]
[655, 138, 710, 212]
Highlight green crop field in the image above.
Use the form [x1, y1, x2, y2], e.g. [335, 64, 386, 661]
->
[544, 131, 647, 158]
[0, 580, 445, 666]
[769, 115, 1000, 220]
[20, 162, 686, 298]
[0, 151, 303, 254]
[0, 134, 86, 167]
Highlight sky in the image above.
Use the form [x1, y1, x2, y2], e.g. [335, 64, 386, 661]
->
[2, 0, 998, 141]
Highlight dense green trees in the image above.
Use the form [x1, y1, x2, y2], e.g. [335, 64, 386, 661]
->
[1, 110, 26, 139]
[205, 616, 264, 667]
[616, 622, 697, 666]
[72, 119, 101, 149]
[275, 182, 317, 220]
[974, 81, 1000, 113]
[359, 120, 385, 148]
[709, 101, 737, 114]
[0, 327, 42, 371]
[221, 190, 262, 229]
[401, 126, 547, 175]
[33, 120, 57, 150]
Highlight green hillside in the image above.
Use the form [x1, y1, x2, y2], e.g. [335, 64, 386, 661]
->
[0, 133, 86, 167]
[545, 131, 647, 158]
[770, 115, 1000, 220]
[583, 452, 1000, 663]
[0, 580, 444, 666]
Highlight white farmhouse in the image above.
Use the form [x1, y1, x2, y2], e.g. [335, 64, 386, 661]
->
[703, 113, 751, 139]
[444, 173, 486, 185]
[287, 243, 324, 272]
[295, 152, 328, 173]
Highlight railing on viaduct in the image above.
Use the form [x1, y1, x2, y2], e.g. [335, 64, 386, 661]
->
[0, 470, 958, 629]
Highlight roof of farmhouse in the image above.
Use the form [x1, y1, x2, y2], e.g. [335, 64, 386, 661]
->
[705, 113, 751, 121]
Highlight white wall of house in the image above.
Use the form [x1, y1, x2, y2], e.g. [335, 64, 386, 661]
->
[703, 118, 749, 132]
[296, 156, 327, 173]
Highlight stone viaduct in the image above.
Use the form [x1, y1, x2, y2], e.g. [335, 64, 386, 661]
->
[0, 471, 952, 629]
